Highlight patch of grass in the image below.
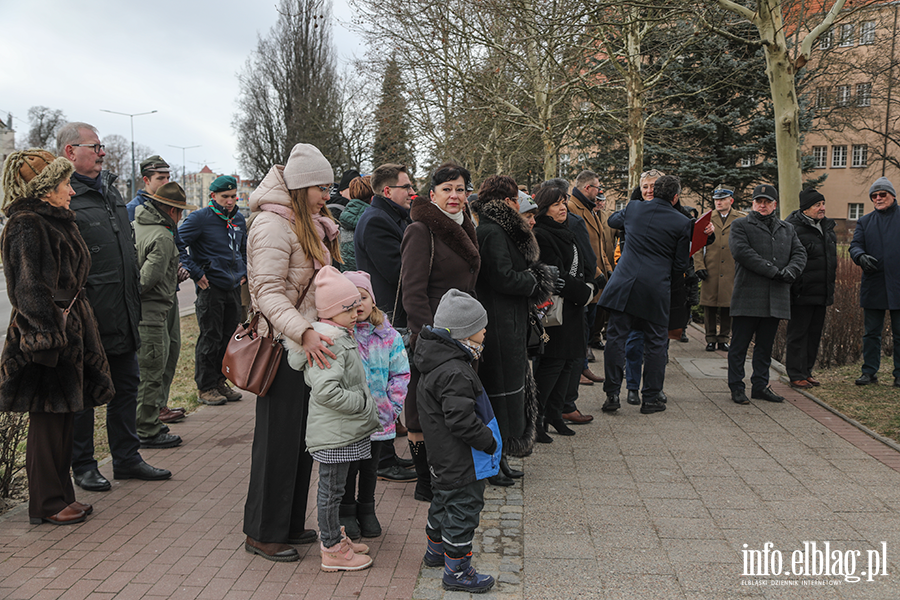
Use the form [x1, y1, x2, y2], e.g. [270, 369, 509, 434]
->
[169, 314, 201, 412]
[806, 360, 900, 443]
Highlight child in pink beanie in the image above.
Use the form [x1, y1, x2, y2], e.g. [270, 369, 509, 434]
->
[285, 266, 380, 572]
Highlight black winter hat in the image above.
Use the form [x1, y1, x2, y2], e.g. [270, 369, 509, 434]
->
[338, 169, 360, 192]
[799, 189, 825, 211]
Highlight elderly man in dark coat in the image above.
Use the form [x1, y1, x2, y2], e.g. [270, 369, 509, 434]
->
[727, 185, 807, 405]
[599, 175, 692, 415]
[784, 189, 836, 389]
[849, 177, 900, 386]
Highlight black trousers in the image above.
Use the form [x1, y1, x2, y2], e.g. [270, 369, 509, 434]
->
[194, 285, 241, 391]
[785, 304, 827, 381]
[426, 480, 486, 558]
[727, 316, 780, 393]
[343, 439, 385, 505]
[604, 310, 668, 399]
[28, 412, 76, 519]
[534, 356, 578, 422]
[243, 352, 314, 543]
[72, 351, 142, 474]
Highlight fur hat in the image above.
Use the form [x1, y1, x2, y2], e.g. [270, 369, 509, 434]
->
[2, 149, 74, 209]
[869, 177, 896, 198]
[799, 188, 825, 211]
[284, 143, 334, 190]
[315, 266, 361, 320]
[433, 289, 488, 340]
[343, 270, 375, 305]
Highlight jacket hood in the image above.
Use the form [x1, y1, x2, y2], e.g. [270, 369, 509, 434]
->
[249, 164, 291, 212]
[414, 326, 473, 374]
[135, 200, 175, 229]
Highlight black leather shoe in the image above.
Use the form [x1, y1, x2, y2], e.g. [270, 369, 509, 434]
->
[535, 429, 553, 444]
[602, 394, 621, 412]
[718, 342, 730, 351]
[139, 432, 182, 449]
[488, 472, 514, 487]
[395, 456, 415, 469]
[658, 391, 668, 404]
[731, 390, 750, 405]
[640, 398, 667, 414]
[590, 339, 605, 350]
[706, 343, 716, 352]
[751, 387, 784, 403]
[548, 419, 575, 436]
[376, 465, 416, 482]
[287, 529, 318, 544]
[856, 373, 878, 386]
[74, 468, 111, 492]
[113, 461, 172, 481]
[500, 456, 524, 479]
[626, 390, 640, 405]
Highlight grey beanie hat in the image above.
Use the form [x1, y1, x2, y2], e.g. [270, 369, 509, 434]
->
[433, 289, 488, 340]
[869, 177, 896, 198]
[283, 143, 335, 190]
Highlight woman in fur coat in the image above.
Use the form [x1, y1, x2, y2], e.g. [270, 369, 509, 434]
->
[0, 150, 114, 526]
[400, 163, 481, 502]
[472, 176, 554, 485]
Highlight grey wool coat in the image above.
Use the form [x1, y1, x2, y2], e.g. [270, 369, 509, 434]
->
[729, 211, 807, 320]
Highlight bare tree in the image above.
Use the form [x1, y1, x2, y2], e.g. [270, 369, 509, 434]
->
[233, 0, 343, 178]
[705, 0, 849, 215]
[25, 106, 66, 150]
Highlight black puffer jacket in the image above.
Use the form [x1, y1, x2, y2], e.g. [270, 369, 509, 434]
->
[414, 326, 501, 490]
[70, 171, 142, 355]
[785, 210, 837, 306]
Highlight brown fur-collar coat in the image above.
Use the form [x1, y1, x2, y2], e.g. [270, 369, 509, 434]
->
[0, 197, 114, 413]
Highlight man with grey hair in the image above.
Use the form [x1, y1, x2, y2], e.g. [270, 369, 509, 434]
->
[850, 176, 900, 387]
[59, 122, 171, 490]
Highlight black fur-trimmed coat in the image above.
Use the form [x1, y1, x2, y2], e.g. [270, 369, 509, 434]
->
[0, 197, 114, 413]
[473, 198, 554, 457]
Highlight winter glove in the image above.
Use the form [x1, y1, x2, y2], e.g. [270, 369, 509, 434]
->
[554, 278, 567, 293]
[858, 254, 879, 274]
[546, 265, 560, 281]
[696, 269, 709, 281]
[775, 268, 797, 284]
[594, 271, 608, 289]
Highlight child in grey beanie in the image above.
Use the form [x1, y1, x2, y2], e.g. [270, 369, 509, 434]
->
[433, 289, 488, 340]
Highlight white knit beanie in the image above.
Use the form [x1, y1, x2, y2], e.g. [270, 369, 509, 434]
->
[283, 143, 335, 190]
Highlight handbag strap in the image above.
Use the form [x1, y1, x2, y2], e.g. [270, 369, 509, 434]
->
[60, 289, 81, 317]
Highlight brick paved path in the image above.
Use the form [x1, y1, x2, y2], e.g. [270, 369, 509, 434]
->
[2, 324, 900, 599]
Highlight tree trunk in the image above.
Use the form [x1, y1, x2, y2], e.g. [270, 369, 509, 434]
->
[758, 0, 801, 217]
[625, 7, 645, 192]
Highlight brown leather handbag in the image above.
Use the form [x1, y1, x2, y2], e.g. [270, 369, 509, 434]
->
[221, 276, 315, 397]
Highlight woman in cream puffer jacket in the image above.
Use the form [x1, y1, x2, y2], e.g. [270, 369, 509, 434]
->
[242, 143, 342, 563]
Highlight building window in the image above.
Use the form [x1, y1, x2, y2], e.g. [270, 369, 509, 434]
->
[839, 23, 855, 47]
[849, 203, 864, 220]
[616, 199, 627, 211]
[812, 146, 827, 168]
[819, 28, 833, 49]
[857, 82, 872, 107]
[740, 156, 753, 167]
[836, 85, 852, 106]
[816, 87, 830, 108]
[832, 145, 847, 167]
[852, 144, 868, 167]
[860, 21, 876, 45]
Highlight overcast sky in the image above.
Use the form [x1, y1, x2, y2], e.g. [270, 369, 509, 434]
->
[0, 0, 363, 181]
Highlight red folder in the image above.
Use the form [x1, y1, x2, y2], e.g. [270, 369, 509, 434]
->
[690, 210, 713, 256]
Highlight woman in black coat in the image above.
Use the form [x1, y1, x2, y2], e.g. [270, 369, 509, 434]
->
[532, 187, 596, 440]
[0, 150, 114, 526]
[472, 176, 554, 484]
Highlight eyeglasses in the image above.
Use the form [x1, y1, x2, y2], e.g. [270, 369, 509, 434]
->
[71, 143, 105, 154]
[871, 192, 891, 199]
[316, 185, 331, 193]
[586, 184, 601, 191]
[640, 169, 664, 179]
[388, 184, 415, 191]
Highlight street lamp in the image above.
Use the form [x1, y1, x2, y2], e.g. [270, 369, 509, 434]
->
[99, 108, 157, 198]
[167, 144, 201, 184]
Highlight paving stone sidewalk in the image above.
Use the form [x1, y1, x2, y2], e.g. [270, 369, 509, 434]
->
[2, 324, 900, 599]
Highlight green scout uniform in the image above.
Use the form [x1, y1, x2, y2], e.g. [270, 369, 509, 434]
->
[134, 202, 180, 438]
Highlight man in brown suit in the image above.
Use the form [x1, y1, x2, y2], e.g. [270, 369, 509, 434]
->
[695, 185, 744, 352]
[568, 170, 613, 389]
